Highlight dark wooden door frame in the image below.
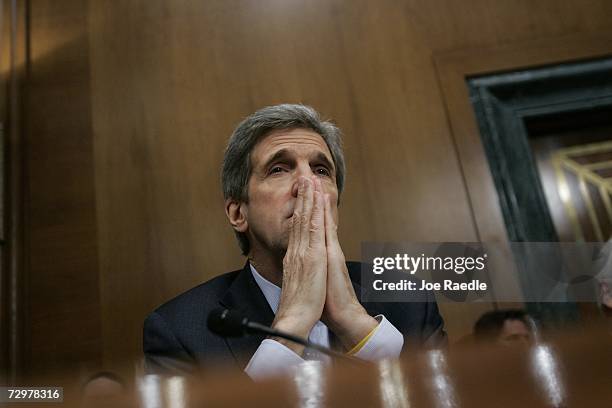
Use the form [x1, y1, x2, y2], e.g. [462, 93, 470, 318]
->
[433, 33, 612, 326]
[1, 0, 28, 383]
[468, 58, 612, 244]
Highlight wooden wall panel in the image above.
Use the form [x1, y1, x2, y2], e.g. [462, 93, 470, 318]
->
[18, 0, 612, 372]
[1, 0, 29, 382]
[25, 0, 101, 375]
[85, 0, 612, 364]
[88, 0, 478, 365]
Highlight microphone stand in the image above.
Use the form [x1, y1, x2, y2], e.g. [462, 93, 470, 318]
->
[245, 321, 368, 366]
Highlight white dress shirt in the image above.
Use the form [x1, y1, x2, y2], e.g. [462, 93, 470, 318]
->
[245, 264, 404, 380]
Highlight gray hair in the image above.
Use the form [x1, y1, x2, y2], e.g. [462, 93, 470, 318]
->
[221, 104, 346, 255]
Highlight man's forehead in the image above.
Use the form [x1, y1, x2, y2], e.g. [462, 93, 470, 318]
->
[252, 128, 333, 163]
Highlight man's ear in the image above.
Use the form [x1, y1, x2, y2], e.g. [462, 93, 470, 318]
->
[225, 199, 248, 233]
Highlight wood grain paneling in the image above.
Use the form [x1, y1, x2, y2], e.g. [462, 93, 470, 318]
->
[24, 0, 101, 375]
[2, 0, 29, 382]
[17, 0, 612, 372]
[86, 1, 612, 362]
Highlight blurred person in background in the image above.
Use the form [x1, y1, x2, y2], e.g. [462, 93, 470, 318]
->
[595, 238, 612, 317]
[473, 309, 533, 347]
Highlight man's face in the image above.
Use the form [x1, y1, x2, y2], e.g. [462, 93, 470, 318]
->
[497, 319, 532, 347]
[243, 128, 339, 256]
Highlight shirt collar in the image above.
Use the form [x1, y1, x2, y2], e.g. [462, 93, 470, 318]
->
[249, 263, 281, 314]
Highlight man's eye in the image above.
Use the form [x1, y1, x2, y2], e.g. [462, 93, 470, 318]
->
[315, 167, 331, 176]
[269, 166, 285, 174]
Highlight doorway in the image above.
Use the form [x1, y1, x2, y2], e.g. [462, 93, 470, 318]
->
[467, 57, 612, 327]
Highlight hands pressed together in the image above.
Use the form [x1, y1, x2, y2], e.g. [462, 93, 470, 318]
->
[271, 176, 378, 355]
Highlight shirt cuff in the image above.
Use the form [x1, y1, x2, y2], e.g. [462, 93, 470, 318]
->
[353, 315, 404, 361]
[244, 339, 304, 381]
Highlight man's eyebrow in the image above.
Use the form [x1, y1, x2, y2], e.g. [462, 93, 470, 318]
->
[261, 148, 292, 170]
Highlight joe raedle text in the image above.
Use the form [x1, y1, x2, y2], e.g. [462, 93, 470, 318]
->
[372, 279, 488, 292]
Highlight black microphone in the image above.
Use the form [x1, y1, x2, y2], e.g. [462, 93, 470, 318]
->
[207, 308, 366, 365]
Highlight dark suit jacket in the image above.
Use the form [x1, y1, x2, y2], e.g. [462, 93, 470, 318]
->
[143, 261, 446, 374]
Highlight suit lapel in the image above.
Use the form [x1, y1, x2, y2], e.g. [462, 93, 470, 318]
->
[219, 262, 275, 368]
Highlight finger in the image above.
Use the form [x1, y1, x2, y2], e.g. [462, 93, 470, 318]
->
[290, 177, 306, 253]
[299, 177, 315, 247]
[312, 176, 323, 197]
[310, 189, 325, 248]
[324, 193, 339, 248]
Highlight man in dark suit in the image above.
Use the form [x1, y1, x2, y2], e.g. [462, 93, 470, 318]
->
[143, 104, 446, 379]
